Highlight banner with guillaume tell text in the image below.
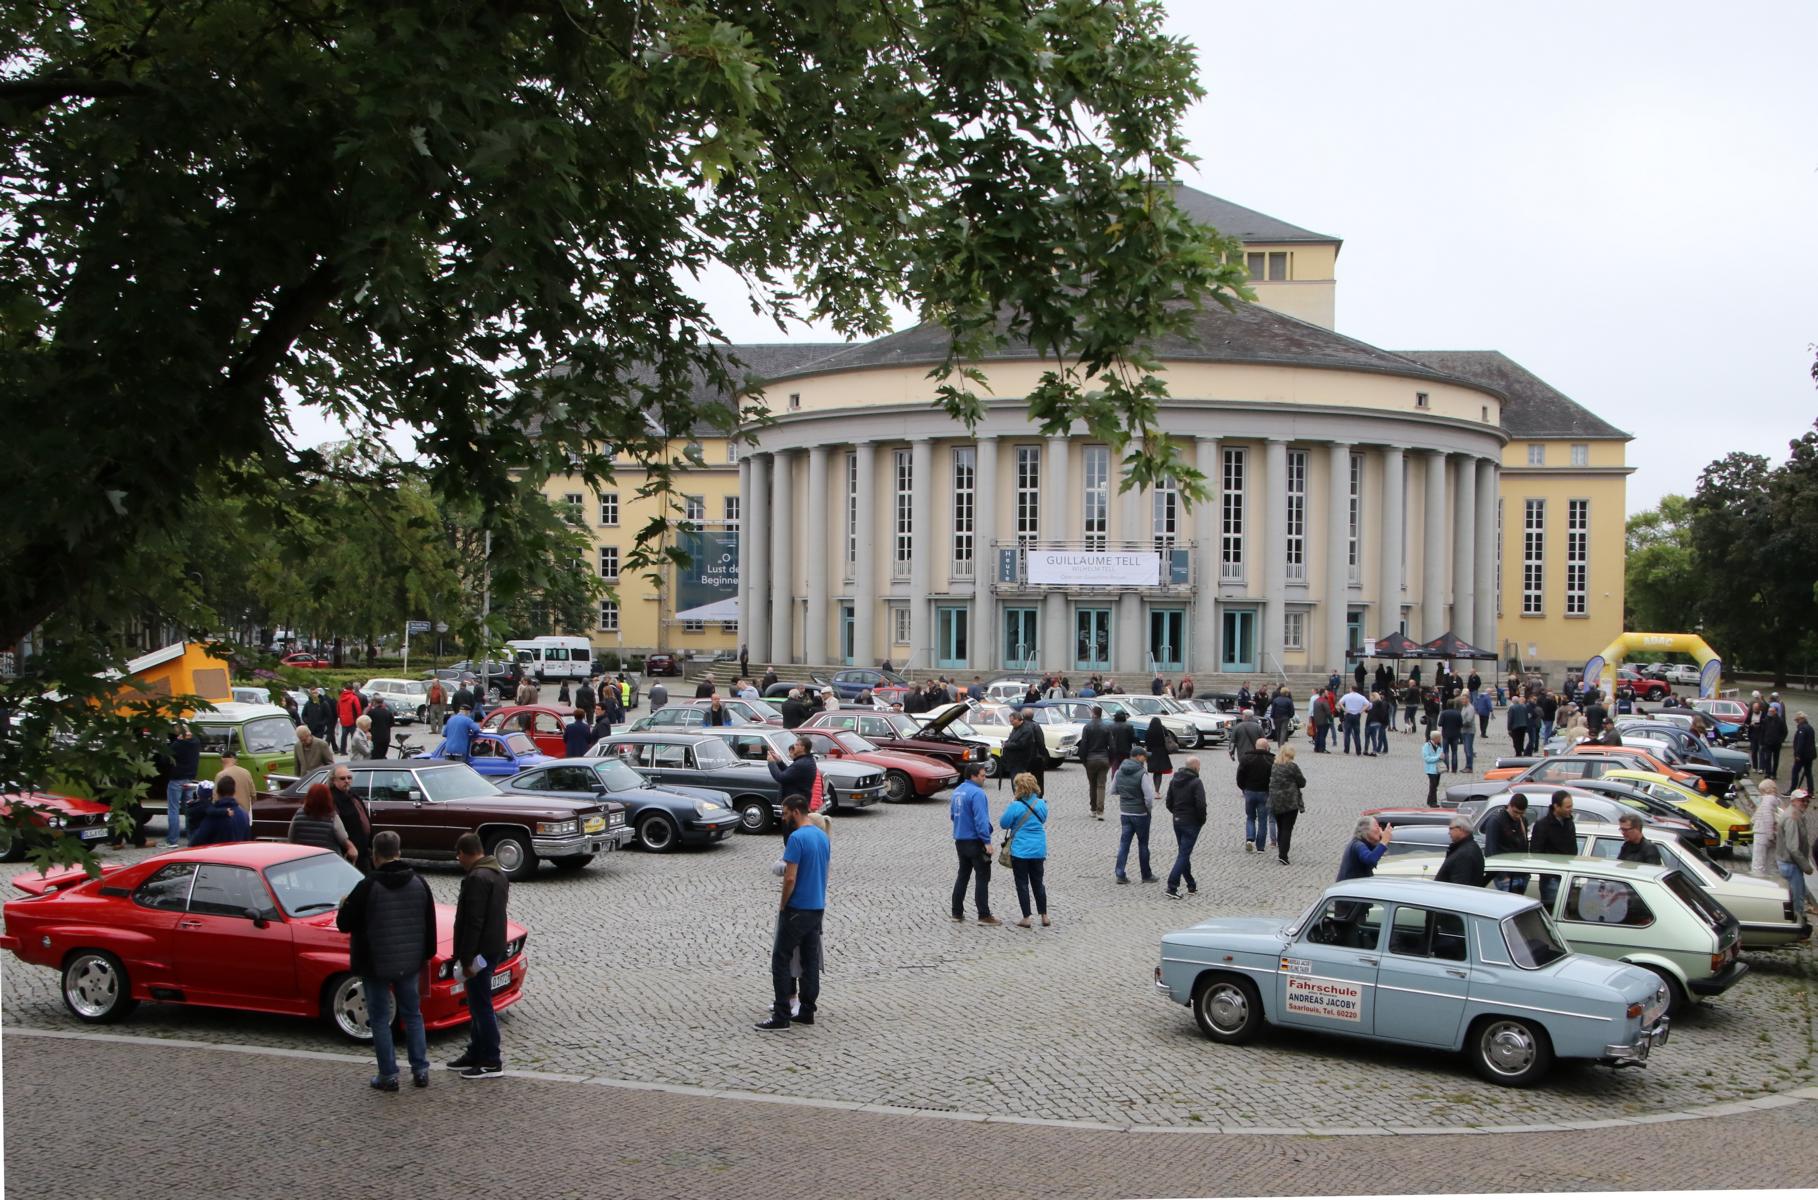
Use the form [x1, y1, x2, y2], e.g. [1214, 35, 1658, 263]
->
[1024, 549, 1161, 587]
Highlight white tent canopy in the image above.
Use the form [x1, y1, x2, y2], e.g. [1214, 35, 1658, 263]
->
[671, 597, 739, 623]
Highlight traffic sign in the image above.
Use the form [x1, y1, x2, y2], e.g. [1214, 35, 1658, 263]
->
[407, 620, 432, 634]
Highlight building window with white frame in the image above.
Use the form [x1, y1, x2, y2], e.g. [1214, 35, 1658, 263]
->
[1566, 499, 1589, 616]
[1522, 499, 1545, 615]
[844, 450, 858, 577]
[891, 605, 911, 645]
[892, 449, 913, 577]
[723, 496, 740, 529]
[684, 495, 705, 526]
[1283, 610, 1305, 651]
[727, 440, 740, 464]
[681, 619, 705, 633]
[1527, 443, 1546, 466]
[1015, 446, 1041, 546]
[1570, 443, 1589, 467]
[598, 600, 619, 632]
[1220, 448, 1245, 581]
[562, 492, 584, 522]
[599, 492, 619, 527]
[952, 446, 976, 577]
[1152, 475, 1178, 551]
[1347, 452, 1363, 583]
[1082, 445, 1109, 550]
[598, 546, 619, 580]
[1284, 450, 1307, 580]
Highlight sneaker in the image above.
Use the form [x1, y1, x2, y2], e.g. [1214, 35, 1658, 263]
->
[412, 1072, 429, 1089]
[369, 1075, 399, 1092]
[1115, 874, 1130, 884]
[1140, 875, 1158, 883]
[1164, 889, 1182, 900]
[754, 1017, 791, 1032]
[1187, 887, 1198, 896]
[446, 1053, 478, 1071]
[1243, 842, 1255, 854]
[978, 915, 1002, 926]
[794, 1012, 815, 1026]
[950, 913, 965, 922]
[459, 1064, 504, 1080]
[1278, 857, 1290, 866]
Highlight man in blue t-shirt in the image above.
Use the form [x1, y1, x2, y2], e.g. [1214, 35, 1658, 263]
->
[757, 794, 829, 1031]
[441, 703, 480, 761]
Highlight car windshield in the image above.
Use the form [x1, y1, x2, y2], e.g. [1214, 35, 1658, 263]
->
[1155, 697, 1189, 713]
[592, 759, 647, 792]
[692, 739, 738, 769]
[499, 732, 538, 756]
[1663, 871, 1732, 928]
[418, 764, 500, 802]
[834, 732, 879, 753]
[243, 717, 297, 755]
[880, 714, 921, 736]
[1125, 697, 1165, 713]
[1502, 907, 1570, 969]
[264, 852, 365, 916]
[740, 699, 782, 721]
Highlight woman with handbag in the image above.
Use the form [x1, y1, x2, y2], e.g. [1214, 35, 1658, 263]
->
[998, 772, 1050, 928]
[1268, 744, 1307, 867]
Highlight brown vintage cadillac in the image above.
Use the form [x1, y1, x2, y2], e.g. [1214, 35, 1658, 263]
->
[253, 760, 630, 880]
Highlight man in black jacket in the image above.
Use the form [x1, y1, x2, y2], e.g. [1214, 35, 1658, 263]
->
[767, 736, 818, 815]
[1108, 710, 1136, 775]
[1483, 794, 1530, 893]
[367, 697, 395, 759]
[1434, 817, 1486, 888]
[1614, 812, 1662, 865]
[1792, 712, 1815, 795]
[327, 764, 374, 873]
[1163, 757, 1206, 898]
[1528, 790, 1577, 906]
[1438, 700, 1464, 771]
[301, 688, 334, 741]
[449, 832, 509, 1079]
[1078, 706, 1112, 819]
[1000, 710, 1045, 793]
[779, 688, 811, 729]
[337, 831, 435, 1090]
[1758, 705, 1788, 780]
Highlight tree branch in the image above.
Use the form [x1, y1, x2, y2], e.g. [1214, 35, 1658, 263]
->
[222, 257, 347, 398]
[0, 75, 145, 115]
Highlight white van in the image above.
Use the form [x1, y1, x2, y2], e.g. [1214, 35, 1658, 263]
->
[508, 636, 595, 681]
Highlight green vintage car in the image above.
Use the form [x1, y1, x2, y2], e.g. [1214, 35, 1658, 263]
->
[186, 702, 299, 789]
[1379, 853, 1746, 1017]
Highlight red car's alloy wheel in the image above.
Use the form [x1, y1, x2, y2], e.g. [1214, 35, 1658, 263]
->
[62, 951, 136, 1023]
[325, 974, 373, 1041]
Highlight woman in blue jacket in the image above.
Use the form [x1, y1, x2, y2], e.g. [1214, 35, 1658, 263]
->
[999, 773, 1050, 929]
[1421, 730, 1444, 807]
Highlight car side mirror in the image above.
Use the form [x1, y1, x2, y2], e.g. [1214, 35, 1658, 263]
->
[243, 907, 270, 929]
[408, 789, 423, 804]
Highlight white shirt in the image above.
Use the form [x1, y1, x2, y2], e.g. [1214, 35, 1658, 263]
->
[1339, 692, 1371, 717]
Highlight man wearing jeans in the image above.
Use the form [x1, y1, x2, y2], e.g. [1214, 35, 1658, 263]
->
[1775, 791, 1812, 918]
[948, 762, 998, 923]
[1338, 688, 1369, 755]
[337, 831, 434, 1090]
[1077, 706, 1112, 820]
[1163, 757, 1206, 899]
[756, 795, 830, 1031]
[1235, 738, 1275, 853]
[164, 723, 200, 847]
[448, 832, 509, 1079]
[1113, 746, 1157, 883]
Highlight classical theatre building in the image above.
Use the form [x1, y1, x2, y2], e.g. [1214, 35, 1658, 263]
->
[552, 188, 1631, 679]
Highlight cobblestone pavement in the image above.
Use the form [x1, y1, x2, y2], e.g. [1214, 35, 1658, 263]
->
[4, 711, 1815, 1139]
[7, 1033, 1818, 1200]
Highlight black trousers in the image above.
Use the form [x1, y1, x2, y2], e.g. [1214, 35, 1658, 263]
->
[1274, 809, 1299, 863]
[770, 908, 822, 1021]
[952, 840, 992, 918]
[1011, 856, 1047, 917]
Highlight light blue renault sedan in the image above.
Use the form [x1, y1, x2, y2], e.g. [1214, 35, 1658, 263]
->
[1155, 878, 1671, 1087]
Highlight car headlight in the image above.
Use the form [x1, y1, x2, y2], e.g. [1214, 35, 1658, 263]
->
[693, 799, 723, 816]
[436, 959, 457, 981]
[46, 814, 65, 828]
[535, 819, 578, 836]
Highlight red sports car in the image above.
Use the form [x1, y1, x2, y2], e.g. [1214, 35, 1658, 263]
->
[1, 843, 527, 1041]
[789, 728, 959, 802]
[280, 652, 332, 669]
[2, 791, 114, 861]
[480, 704, 574, 757]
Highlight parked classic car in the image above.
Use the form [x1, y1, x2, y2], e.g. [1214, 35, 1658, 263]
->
[827, 668, 912, 702]
[1154, 878, 1670, 1086]
[915, 704, 1005, 776]
[1450, 790, 1702, 844]
[963, 702, 1080, 770]
[0, 843, 528, 1040]
[696, 726, 886, 813]
[765, 727, 956, 802]
[1484, 748, 1708, 795]
[1598, 770, 1751, 850]
[629, 706, 755, 732]
[500, 757, 741, 852]
[178, 703, 299, 802]
[1692, 698, 1749, 741]
[1376, 855, 1747, 1016]
[673, 697, 784, 725]
[359, 677, 430, 724]
[415, 730, 551, 779]
[253, 760, 630, 879]
[279, 652, 331, 669]
[0, 792, 112, 861]
[480, 705, 574, 757]
[800, 709, 990, 773]
[588, 732, 789, 832]
[1612, 720, 1751, 777]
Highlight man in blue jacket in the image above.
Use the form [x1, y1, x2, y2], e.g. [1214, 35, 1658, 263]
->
[563, 708, 595, 757]
[442, 703, 480, 762]
[1335, 816, 1393, 881]
[949, 762, 998, 924]
[187, 775, 251, 846]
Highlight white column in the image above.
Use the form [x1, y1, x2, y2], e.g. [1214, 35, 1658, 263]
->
[1194, 436, 1221, 674]
[770, 449, 794, 663]
[851, 442, 877, 667]
[909, 438, 933, 670]
[1474, 459, 1499, 657]
[1119, 436, 1146, 543]
[973, 437, 999, 671]
[1378, 446, 1404, 639]
[1422, 449, 1447, 639]
[746, 453, 771, 662]
[1325, 442, 1352, 671]
[1451, 453, 1476, 646]
[736, 458, 752, 662]
[1116, 436, 1145, 679]
[1261, 439, 1288, 671]
[1043, 436, 1071, 665]
[805, 445, 830, 664]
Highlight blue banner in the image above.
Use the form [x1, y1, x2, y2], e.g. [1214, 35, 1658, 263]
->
[676, 530, 740, 613]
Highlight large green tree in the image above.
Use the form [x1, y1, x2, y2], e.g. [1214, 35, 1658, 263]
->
[1623, 493, 1697, 633]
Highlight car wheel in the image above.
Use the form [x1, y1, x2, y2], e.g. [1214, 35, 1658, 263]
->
[416, 706, 428, 725]
[1468, 1016, 1553, 1087]
[1192, 974, 1262, 1044]
[0, 822, 20, 863]
[883, 771, 914, 803]
[1194, 728, 1208, 749]
[323, 973, 373, 1041]
[637, 814, 679, 853]
[983, 755, 1000, 779]
[62, 951, 137, 1024]
[735, 799, 772, 834]
[551, 854, 595, 870]
[822, 788, 840, 814]
[1636, 964, 1687, 1019]
[484, 829, 538, 880]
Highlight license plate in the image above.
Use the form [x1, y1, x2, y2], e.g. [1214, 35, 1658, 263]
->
[78, 826, 110, 840]
[582, 815, 606, 834]
[490, 969, 511, 991]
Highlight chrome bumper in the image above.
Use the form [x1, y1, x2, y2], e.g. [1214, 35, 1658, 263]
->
[1603, 1018, 1670, 1067]
[532, 828, 632, 856]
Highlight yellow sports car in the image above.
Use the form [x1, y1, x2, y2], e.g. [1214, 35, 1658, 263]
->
[1603, 769, 1751, 850]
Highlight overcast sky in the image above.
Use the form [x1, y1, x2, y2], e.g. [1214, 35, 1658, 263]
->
[296, 1, 1816, 513]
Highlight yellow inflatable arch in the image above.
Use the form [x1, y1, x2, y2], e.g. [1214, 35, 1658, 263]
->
[1583, 633, 1722, 699]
